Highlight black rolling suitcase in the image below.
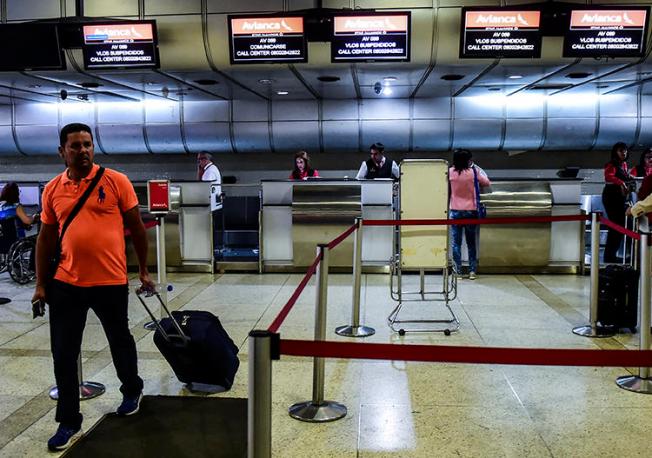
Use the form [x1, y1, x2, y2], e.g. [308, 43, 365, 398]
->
[597, 264, 639, 332]
[137, 289, 240, 389]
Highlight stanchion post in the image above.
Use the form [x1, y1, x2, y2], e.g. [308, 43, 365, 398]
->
[289, 245, 347, 422]
[336, 218, 375, 338]
[573, 212, 615, 338]
[248, 330, 273, 458]
[49, 354, 105, 400]
[617, 231, 652, 393]
[145, 215, 167, 331]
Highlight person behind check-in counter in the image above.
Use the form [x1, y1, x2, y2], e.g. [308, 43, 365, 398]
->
[630, 148, 652, 178]
[290, 151, 319, 180]
[355, 142, 400, 180]
[197, 151, 223, 255]
[602, 141, 634, 263]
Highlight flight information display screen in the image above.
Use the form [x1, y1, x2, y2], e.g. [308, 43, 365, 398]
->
[82, 21, 159, 69]
[229, 15, 307, 63]
[0, 23, 65, 71]
[331, 12, 411, 62]
[563, 7, 649, 58]
[460, 9, 542, 58]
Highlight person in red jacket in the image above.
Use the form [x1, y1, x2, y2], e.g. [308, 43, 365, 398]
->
[602, 142, 633, 263]
[290, 151, 319, 180]
[629, 148, 652, 178]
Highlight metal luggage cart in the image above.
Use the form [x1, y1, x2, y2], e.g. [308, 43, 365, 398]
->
[387, 159, 459, 335]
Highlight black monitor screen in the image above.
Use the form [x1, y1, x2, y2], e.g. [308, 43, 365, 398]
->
[331, 12, 411, 62]
[0, 23, 65, 71]
[563, 7, 649, 58]
[460, 8, 542, 58]
[82, 21, 159, 69]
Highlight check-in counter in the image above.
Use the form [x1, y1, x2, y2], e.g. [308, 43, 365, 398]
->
[478, 178, 583, 273]
[261, 179, 393, 271]
[127, 181, 213, 273]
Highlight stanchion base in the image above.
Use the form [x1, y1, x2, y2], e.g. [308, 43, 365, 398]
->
[0, 297, 11, 305]
[143, 320, 157, 331]
[335, 325, 375, 338]
[288, 400, 347, 423]
[616, 375, 652, 394]
[49, 381, 106, 400]
[572, 324, 616, 338]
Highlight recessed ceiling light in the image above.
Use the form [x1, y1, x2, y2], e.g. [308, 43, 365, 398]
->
[383, 76, 397, 82]
[193, 79, 219, 85]
[79, 82, 101, 88]
[597, 84, 609, 89]
[276, 91, 289, 95]
[317, 75, 340, 82]
[508, 75, 523, 79]
[441, 74, 465, 81]
[382, 87, 393, 96]
[488, 87, 501, 91]
[146, 81, 157, 86]
[566, 72, 593, 79]
[28, 84, 41, 88]
[258, 79, 274, 85]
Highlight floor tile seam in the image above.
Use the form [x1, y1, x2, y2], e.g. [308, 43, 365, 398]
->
[0, 322, 48, 348]
[516, 275, 630, 352]
[245, 274, 293, 346]
[0, 391, 56, 451]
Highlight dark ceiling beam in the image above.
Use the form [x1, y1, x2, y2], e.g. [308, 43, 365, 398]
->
[288, 65, 321, 100]
[452, 59, 500, 97]
[506, 60, 580, 97]
[350, 65, 361, 99]
[550, 62, 639, 96]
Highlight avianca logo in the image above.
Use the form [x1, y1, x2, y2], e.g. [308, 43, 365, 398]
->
[232, 17, 303, 34]
[571, 10, 646, 27]
[83, 24, 153, 41]
[92, 26, 143, 37]
[466, 11, 540, 28]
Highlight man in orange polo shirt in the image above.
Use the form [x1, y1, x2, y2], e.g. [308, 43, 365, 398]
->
[32, 123, 154, 451]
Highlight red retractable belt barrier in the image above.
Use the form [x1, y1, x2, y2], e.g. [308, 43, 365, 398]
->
[362, 214, 589, 227]
[268, 254, 321, 334]
[123, 219, 159, 237]
[280, 339, 652, 367]
[599, 216, 640, 241]
[327, 224, 357, 250]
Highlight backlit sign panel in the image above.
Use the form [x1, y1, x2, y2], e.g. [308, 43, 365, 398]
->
[82, 21, 159, 69]
[229, 15, 307, 63]
[331, 12, 411, 62]
[563, 8, 649, 58]
[460, 9, 542, 58]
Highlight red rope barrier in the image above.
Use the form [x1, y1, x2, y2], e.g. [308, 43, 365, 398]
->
[599, 217, 640, 241]
[327, 224, 357, 250]
[362, 214, 589, 227]
[280, 339, 652, 367]
[268, 254, 321, 333]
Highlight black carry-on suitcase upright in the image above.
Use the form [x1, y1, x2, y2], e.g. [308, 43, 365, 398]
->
[597, 264, 639, 332]
[137, 288, 240, 389]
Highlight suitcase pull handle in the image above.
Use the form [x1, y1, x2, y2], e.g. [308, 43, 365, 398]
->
[136, 287, 190, 346]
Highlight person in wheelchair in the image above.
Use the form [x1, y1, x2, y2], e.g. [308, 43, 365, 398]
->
[1, 182, 39, 283]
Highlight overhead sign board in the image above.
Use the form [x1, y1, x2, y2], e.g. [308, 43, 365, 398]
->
[228, 15, 307, 63]
[460, 9, 542, 58]
[331, 12, 411, 62]
[563, 8, 649, 58]
[82, 21, 159, 69]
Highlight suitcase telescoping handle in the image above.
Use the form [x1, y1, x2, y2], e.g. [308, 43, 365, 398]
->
[135, 287, 190, 345]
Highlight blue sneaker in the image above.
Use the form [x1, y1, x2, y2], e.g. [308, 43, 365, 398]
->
[47, 424, 81, 451]
[116, 392, 143, 416]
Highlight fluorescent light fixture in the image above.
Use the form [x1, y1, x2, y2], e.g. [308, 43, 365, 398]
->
[508, 75, 523, 79]
[276, 91, 289, 95]
[383, 76, 397, 82]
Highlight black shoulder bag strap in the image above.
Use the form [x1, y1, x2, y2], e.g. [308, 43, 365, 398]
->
[56, 166, 106, 251]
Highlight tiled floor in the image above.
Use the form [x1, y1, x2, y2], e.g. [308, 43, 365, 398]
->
[0, 271, 651, 457]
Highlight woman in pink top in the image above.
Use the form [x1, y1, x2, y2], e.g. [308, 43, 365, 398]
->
[449, 149, 491, 279]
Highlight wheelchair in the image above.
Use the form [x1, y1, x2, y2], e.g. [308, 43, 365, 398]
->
[0, 218, 36, 285]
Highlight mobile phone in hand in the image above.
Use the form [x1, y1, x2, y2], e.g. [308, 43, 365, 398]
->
[31, 299, 45, 318]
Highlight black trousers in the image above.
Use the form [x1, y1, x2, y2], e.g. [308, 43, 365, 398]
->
[602, 185, 627, 262]
[48, 280, 143, 428]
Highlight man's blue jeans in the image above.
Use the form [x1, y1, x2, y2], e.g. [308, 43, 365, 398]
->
[450, 209, 479, 273]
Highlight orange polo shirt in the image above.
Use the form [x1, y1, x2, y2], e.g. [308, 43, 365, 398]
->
[40, 164, 139, 287]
